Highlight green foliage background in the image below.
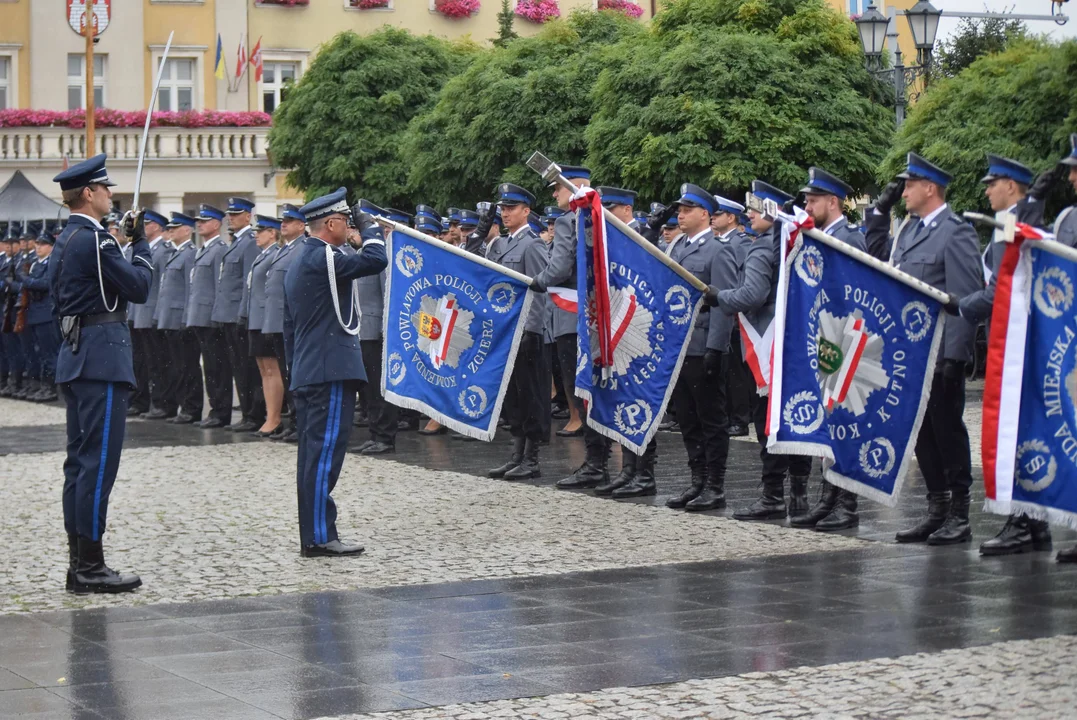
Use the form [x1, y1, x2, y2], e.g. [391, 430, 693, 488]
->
[879, 39, 1077, 219]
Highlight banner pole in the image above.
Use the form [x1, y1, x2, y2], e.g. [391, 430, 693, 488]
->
[375, 218, 534, 286]
[525, 151, 708, 292]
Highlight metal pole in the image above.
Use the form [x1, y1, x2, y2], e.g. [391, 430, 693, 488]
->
[894, 50, 906, 129]
[84, 16, 95, 158]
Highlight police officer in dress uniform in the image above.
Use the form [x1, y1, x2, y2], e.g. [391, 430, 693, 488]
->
[243, 214, 283, 437]
[712, 181, 813, 520]
[263, 204, 306, 443]
[959, 155, 1050, 555]
[214, 197, 265, 433]
[487, 183, 550, 481]
[120, 223, 150, 416]
[157, 213, 203, 424]
[866, 153, 983, 545]
[188, 205, 232, 428]
[662, 184, 738, 511]
[50, 154, 152, 594]
[351, 200, 399, 456]
[711, 197, 754, 438]
[128, 210, 172, 419]
[1055, 134, 1077, 563]
[15, 224, 61, 402]
[12, 222, 41, 401]
[0, 226, 15, 395]
[789, 168, 868, 531]
[283, 188, 387, 557]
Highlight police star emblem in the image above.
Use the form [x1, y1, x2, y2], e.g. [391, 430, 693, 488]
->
[816, 309, 889, 416]
[412, 293, 475, 370]
[586, 286, 654, 376]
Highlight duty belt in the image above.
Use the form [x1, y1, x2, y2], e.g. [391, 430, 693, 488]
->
[79, 310, 127, 327]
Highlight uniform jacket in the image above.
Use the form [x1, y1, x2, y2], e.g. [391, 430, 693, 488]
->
[185, 235, 226, 328]
[867, 205, 983, 363]
[283, 234, 388, 390]
[17, 255, 55, 326]
[1054, 205, 1077, 250]
[49, 214, 152, 385]
[532, 213, 577, 338]
[132, 236, 174, 330]
[824, 219, 868, 253]
[156, 240, 195, 331]
[670, 229, 738, 355]
[959, 196, 1044, 324]
[211, 227, 259, 325]
[242, 244, 278, 331]
[716, 225, 781, 349]
[357, 268, 386, 341]
[122, 243, 137, 322]
[262, 237, 302, 335]
[486, 226, 548, 334]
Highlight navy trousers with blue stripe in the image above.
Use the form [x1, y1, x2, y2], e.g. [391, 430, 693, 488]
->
[294, 380, 357, 548]
[61, 380, 130, 540]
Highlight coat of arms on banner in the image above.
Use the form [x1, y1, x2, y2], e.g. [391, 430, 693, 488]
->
[769, 234, 945, 505]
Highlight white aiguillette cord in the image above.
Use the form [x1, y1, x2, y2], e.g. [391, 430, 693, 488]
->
[96, 228, 118, 313]
[325, 244, 362, 336]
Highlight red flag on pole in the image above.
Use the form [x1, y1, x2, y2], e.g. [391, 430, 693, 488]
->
[250, 37, 263, 82]
[235, 35, 247, 83]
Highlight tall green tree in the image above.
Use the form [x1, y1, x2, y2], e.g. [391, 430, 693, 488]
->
[585, 0, 894, 204]
[878, 39, 1077, 219]
[494, 0, 519, 48]
[268, 28, 476, 207]
[404, 11, 643, 207]
[934, 15, 1027, 80]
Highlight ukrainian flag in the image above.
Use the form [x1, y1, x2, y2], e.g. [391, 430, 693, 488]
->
[214, 34, 225, 80]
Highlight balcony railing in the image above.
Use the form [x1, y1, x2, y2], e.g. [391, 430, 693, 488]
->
[0, 126, 271, 162]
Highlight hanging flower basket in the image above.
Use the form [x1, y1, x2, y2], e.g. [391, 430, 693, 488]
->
[435, 0, 480, 18]
[515, 0, 559, 23]
[597, 0, 642, 17]
[351, 0, 390, 7]
[0, 109, 272, 129]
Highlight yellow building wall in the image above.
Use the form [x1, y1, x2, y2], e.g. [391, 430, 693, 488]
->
[143, 0, 220, 111]
[0, 0, 31, 109]
[825, 0, 919, 64]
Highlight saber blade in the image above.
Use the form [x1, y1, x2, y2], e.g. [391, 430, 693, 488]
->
[132, 31, 174, 211]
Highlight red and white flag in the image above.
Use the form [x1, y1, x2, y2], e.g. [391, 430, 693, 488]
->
[570, 187, 613, 373]
[235, 35, 247, 83]
[250, 37, 263, 82]
[548, 286, 578, 314]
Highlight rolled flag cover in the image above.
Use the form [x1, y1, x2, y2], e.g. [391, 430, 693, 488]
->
[381, 228, 535, 441]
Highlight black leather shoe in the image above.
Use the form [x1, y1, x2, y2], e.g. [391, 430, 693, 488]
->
[732, 484, 786, 521]
[504, 439, 541, 480]
[490, 437, 525, 478]
[229, 420, 259, 433]
[927, 489, 972, 545]
[595, 453, 635, 496]
[790, 481, 839, 528]
[301, 539, 365, 558]
[352, 440, 374, 454]
[141, 408, 172, 420]
[65, 534, 78, 594]
[814, 490, 859, 531]
[72, 537, 142, 595]
[270, 425, 291, 440]
[788, 475, 809, 516]
[557, 464, 607, 489]
[666, 470, 705, 509]
[283, 430, 299, 443]
[418, 425, 448, 436]
[1057, 545, 1077, 563]
[727, 424, 749, 437]
[199, 417, 226, 429]
[551, 407, 570, 420]
[353, 412, 369, 428]
[684, 485, 725, 511]
[127, 407, 147, 417]
[361, 441, 396, 455]
[895, 491, 950, 543]
[168, 413, 197, 425]
[979, 515, 1051, 555]
[34, 386, 59, 403]
[256, 425, 283, 438]
[613, 447, 657, 499]
[555, 426, 585, 437]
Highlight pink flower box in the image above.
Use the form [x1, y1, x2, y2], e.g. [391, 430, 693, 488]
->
[435, 0, 480, 18]
[515, 0, 559, 23]
[597, 0, 642, 17]
[0, 109, 272, 129]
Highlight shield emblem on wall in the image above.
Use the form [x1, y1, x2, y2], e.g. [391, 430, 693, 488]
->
[67, 0, 111, 37]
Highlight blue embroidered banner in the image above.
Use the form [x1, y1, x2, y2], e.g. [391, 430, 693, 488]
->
[768, 233, 945, 506]
[574, 206, 703, 455]
[382, 229, 533, 440]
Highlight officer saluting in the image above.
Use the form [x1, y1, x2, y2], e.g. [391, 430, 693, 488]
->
[283, 188, 387, 557]
[50, 154, 152, 594]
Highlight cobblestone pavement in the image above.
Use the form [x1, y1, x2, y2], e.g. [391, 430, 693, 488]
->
[0, 443, 863, 614]
[0, 400, 67, 428]
[331, 635, 1077, 720]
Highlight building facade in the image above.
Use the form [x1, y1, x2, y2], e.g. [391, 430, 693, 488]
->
[0, 0, 911, 216]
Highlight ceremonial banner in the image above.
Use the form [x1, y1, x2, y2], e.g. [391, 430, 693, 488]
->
[573, 193, 704, 454]
[767, 233, 945, 506]
[382, 229, 534, 441]
[983, 232, 1077, 528]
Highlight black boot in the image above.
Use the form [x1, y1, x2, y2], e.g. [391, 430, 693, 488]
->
[613, 446, 657, 498]
[65, 534, 78, 593]
[788, 475, 809, 516]
[927, 488, 972, 545]
[789, 480, 838, 528]
[1057, 545, 1077, 563]
[488, 436, 525, 478]
[895, 491, 950, 543]
[72, 537, 141, 595]
[665, 469, 705, 509]
[733, 480, 787, 521]
[557, 442, 609, 490]
[814, 490, 859, 531]
[685, 465, 725, 511]
[595, 449, 635, 496]
[12, 378, 34, 400]
[504, 438, 540, 480]
[979, 514, 1051, 555]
